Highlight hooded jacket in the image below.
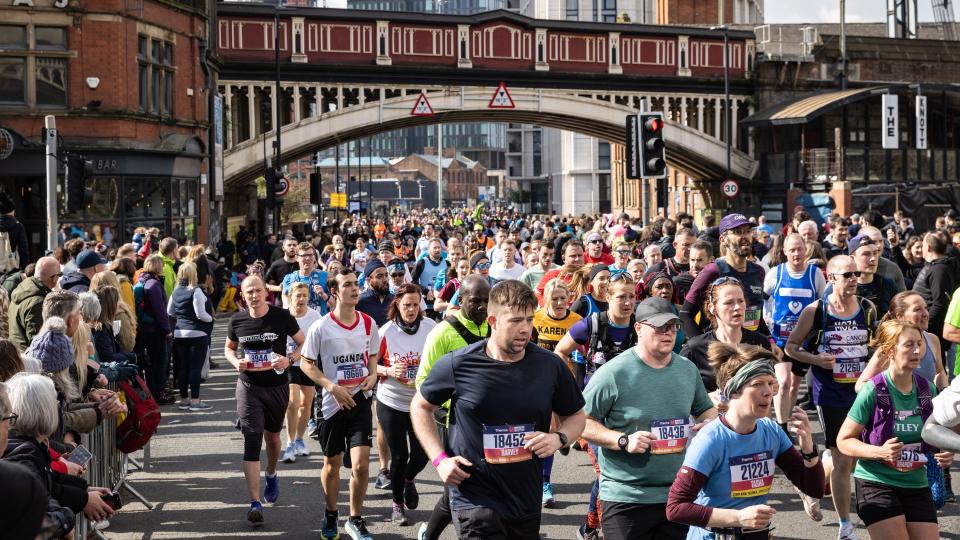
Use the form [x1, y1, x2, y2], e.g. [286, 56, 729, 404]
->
[0, 214, 30, 271]
[59, 270, 90, 294]
[8, 276, 51, 351]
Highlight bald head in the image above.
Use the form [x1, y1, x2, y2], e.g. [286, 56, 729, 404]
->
[827, 254, 855, 275]
[459, 274, 491, 325]
[858, 226, 882, 243]
[35, 257, 60, 289]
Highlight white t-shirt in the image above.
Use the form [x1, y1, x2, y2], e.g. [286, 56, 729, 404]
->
[301, 311, 380, 420]
[287, 308, 322, 366]
[376, 317, 437, 412]
[489, 262, 525, 282]
[351, 248, 370, 273]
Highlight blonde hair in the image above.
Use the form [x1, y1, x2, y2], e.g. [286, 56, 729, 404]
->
[89, 269, 136, 335]
[871, 319, 923, 371]
[543, 278, 571, 304]
[177, 262, 198, 288]
[67, 320, 91, 399]
[143, 254, 164, 275]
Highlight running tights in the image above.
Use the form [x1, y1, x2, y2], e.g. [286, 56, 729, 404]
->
[243, 432, 263, 461]
[377, 402, 429, 505]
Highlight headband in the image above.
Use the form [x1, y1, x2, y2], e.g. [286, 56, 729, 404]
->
[723, 359, 776, 399]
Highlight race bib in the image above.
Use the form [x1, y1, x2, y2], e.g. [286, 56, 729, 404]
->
[832, 359, 864, 383]
[774, 319, 798, 342]
[729, 451, 775, 498]
[245, 348, 275, 369]
[482, 424, 534, 464]
[884, 442, 927, 472]
[336, 361, 368, 386]
[650, 417, 691, 454]
[744, 307, 762, 331]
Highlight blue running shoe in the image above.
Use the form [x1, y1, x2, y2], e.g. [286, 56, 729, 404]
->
[263, 472, 279, 504]
[247, 501, 263, 523]
[542, 482, 555, 508]
[322, 511, 340, 539]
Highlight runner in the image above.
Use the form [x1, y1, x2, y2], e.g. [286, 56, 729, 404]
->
[412, 238, 447, 319]
[281, 282, 322, 464]
[673, 240, 714, 304]
[489, 240, 525, 282]
[224, 275, 304, 524]
[845, 233, 898, 317]
[411, 279, 586, 539]
[434, 258, 470, 314]
[535, 240, 585, 303]
[265, 236, 299, 301]
[581, 297, 716, 540]
[375, 283, 437, 526]
[647, 228, 695, 280]
[785, 255, 878, 540]
[570, 265, 610, 319]
[299, 267, 380, 540]
[520, 243, 557, 291]
[608, 241, 632, 273]
[837, 320, 954, 540]
[584, 232, 614, 265]
[763, 233, 826, 432]
[681, 214, 768, 338]
[281, 242, 330, 314]
[532, 279, 582, 353]
[666, 342, 825, 539]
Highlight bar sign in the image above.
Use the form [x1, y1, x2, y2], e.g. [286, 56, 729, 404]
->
[626, 114, 640, 179]
[916, 95, 928, 150]
[882, 94, 899, 149]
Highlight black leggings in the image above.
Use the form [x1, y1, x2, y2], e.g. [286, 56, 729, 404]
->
[376, 402, 429, 505]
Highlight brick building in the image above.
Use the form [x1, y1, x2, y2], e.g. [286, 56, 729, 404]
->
[0, 0, 213, 257]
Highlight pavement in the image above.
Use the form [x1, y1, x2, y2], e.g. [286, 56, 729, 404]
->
[105, 316, 960, 539]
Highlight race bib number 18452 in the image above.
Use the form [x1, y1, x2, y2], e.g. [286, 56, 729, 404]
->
[482, 424, 534, 464]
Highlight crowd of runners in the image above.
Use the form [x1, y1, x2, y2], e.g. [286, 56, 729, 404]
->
[6, 197, 960, 539]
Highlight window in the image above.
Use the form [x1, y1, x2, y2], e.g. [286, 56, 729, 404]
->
[138, 35, 174, 116]
[566, 0, 578, 20]
[602, 0, 616, 21]
[598, 141, 611, 170]
[0, 24, 68, 106]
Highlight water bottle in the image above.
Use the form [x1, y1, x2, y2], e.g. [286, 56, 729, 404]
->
[271, 352, 285, 375]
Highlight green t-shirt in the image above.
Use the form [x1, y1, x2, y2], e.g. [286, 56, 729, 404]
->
[583, 349, 714, 504]
[848, 371, 937, 489]
[946, 286, 960, 329]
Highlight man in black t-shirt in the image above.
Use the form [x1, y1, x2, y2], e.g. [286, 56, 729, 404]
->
[411, 279, 585, 539]
[265, 236, 299, 302]
[225, 275, 304, 524]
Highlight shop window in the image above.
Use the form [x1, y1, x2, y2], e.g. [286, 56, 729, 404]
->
[138, 35, 174, 117]
[142, 178, 169, 219]
[86, 177, 120, 220]
[0, 24, 68, 107]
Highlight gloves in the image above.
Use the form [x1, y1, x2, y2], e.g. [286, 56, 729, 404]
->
[99, 361, 138, 382]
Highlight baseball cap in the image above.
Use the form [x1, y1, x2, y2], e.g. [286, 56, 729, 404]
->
[719, 213, 752, 234]
[633, 297, 680, 327]
[473, 224, 484, 231]
[847, 234, 876, 254]
[76, 249, 107, 270]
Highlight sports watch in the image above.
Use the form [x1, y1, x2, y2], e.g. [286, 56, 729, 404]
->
[617, 434, 629, 451]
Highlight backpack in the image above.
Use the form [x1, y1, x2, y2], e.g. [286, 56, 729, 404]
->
[586, 311, 638, 369]
[133, 279, 156, 325]
[802, 295, 877, 354]
[1, 270, 22, 296]
[860, 371, 934, 454]
[0, 230, 19, 274]
[444, 315, 488, 345]
[115, 374, 161, 453]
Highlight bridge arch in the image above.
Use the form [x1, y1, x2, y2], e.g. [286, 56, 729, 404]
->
[223, 88, 757, 188]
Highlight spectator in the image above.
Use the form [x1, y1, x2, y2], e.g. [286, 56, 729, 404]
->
[60, 238, 85, 275]
[9, 257, 59, 351]
[110, 256, 137, 311]
[797, 220, 820, 243]
[0, 339, 25, 381]
[159, 237, 179, 297]
[60, 250, 107, 294]
[92, 286, 137, 367]
[914, 232, 959, 356]
[0, 193, 27, 273]
[90, 271, 137, 353]
[135, 255, 173, 403]
[167, 262, 214, 411]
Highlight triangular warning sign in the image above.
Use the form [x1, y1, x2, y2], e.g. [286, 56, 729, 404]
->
[411, 93, 434, 116]
[488, 82, 515, 109]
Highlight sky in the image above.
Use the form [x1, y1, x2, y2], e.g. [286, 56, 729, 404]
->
[765, 0, 937, 24]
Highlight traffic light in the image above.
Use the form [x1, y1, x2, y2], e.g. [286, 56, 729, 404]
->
[309, 172, 321, 205]
[65, 154, 93, 212]
[265, 168, 277, 209]
[639, 112, 667, 178]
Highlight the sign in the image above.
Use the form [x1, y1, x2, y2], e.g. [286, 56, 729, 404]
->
[721, 179, 739, 199]
[411, 93, 434, 116]
[916, 95, 928, 150]
[882, 94, 899, 149]
[275, 175, 289, 197]
[488, 82, 515, 109]
[0, 128, 13, 160]
[330, 192, 347, 208]
[625, 114, 640, 179]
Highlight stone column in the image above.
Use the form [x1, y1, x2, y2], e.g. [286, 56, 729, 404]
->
[247, 84, 257, 139]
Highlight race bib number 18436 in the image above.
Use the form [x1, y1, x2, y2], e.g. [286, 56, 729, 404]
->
[650, 418, 691, 454]
[482, 424, 534, 464]
[729, 451, 775, 498]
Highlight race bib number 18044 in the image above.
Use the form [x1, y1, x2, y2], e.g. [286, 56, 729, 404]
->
[482, 424, 534, 464]
[729, 451, 775, 498]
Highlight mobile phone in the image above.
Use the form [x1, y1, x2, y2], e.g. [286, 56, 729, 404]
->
[102, 492, 123, 510]
[66, 444, 93, 467]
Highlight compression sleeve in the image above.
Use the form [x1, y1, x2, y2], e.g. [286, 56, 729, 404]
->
[665, 466, 712, 528]
[775, 447, 825, 499]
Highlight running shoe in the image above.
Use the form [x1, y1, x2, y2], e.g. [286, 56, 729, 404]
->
[416, 522, 427, 540]
[247, 501, 264, 523]
[263, 472, 279, 503]
[282, 443, 297, 464]
[189, 401, 212, 411]
[345, 516, 373, 540]
[375, 468, 391, 490]
[321, 511, 339, 539]
[404, 480, 419, 510]
[542, 482, 555, 508]
[576, 523, 600, 540]
[838, 522, 858, 540]
[794, 485, 822, 521]
[295, 438, 309, 457]
[391, 503, 408, 526]
[178, 399, 190, 410]
[307, 418, 319, 438]
[156, 393, 177, 405]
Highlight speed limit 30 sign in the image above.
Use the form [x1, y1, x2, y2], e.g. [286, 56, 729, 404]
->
[721, 179, 739, 199]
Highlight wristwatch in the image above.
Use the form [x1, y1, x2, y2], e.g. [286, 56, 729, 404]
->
[801, 444, 819, 461]
[617, 434, 629, 451]
[553, 431, 568, 448]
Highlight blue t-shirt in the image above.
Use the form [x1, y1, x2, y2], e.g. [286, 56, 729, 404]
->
[281, 270, 330, 315]
[680, 417, 793, 540]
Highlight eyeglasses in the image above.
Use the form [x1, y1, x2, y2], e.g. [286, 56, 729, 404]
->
[832, 271, 862, 280]
[474, 262, 491, 270]
[642, 322, 681, 334]
[1, 412, 17, 426]
[610, 270, 634, 283]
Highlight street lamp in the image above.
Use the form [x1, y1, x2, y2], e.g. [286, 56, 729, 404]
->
[710, 24, 732, 183]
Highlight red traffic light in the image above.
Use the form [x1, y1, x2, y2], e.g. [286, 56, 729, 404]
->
[644, 117, 664, 132]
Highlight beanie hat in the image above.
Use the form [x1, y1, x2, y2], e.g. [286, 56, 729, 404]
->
[24, 317, 75, 374]
[363, 259, 386, 280]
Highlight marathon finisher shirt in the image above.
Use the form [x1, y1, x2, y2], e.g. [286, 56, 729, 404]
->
[301, 311, 379, 420]
[281, 270, 330, 314]
[680, 417, 793, 540]
[419, 340, 584, 520]
[228, 305, 300, 387]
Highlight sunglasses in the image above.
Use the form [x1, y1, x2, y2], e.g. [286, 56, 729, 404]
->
[610, 270, 634, 283]
[588, 239, 603, 244]
[390, 272, 405, 278]
[642, 321, 681, 334]
[474, 262, 491, 270]
[1, 412, 17, 426]
[832, 271, 862, 280]
[713, 276, 742, 286]
[615, 250, 631, 255]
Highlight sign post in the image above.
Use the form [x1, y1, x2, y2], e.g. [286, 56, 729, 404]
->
[916, 95, 928, 150]
[44, 116, 58, 253]
[882, 94, 899, 149]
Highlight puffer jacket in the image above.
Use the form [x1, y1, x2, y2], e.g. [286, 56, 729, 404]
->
[8, 277, 51, 351]
[59, 270, 90, 294]
[3, 436, 89, 513]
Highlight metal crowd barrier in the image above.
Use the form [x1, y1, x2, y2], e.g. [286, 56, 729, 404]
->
[72, 393, 155, 539]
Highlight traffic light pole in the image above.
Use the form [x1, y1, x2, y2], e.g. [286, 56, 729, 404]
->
[44, 115, 58, 253]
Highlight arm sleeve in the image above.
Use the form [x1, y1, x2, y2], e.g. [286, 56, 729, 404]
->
[665, 466, 712, 528]
[775, 447, 825, 498]
[847, 381, 876, 425]
[923, 417, 960, 452]
[194, 288, 213, 322]
[22, 301, 45, 343]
